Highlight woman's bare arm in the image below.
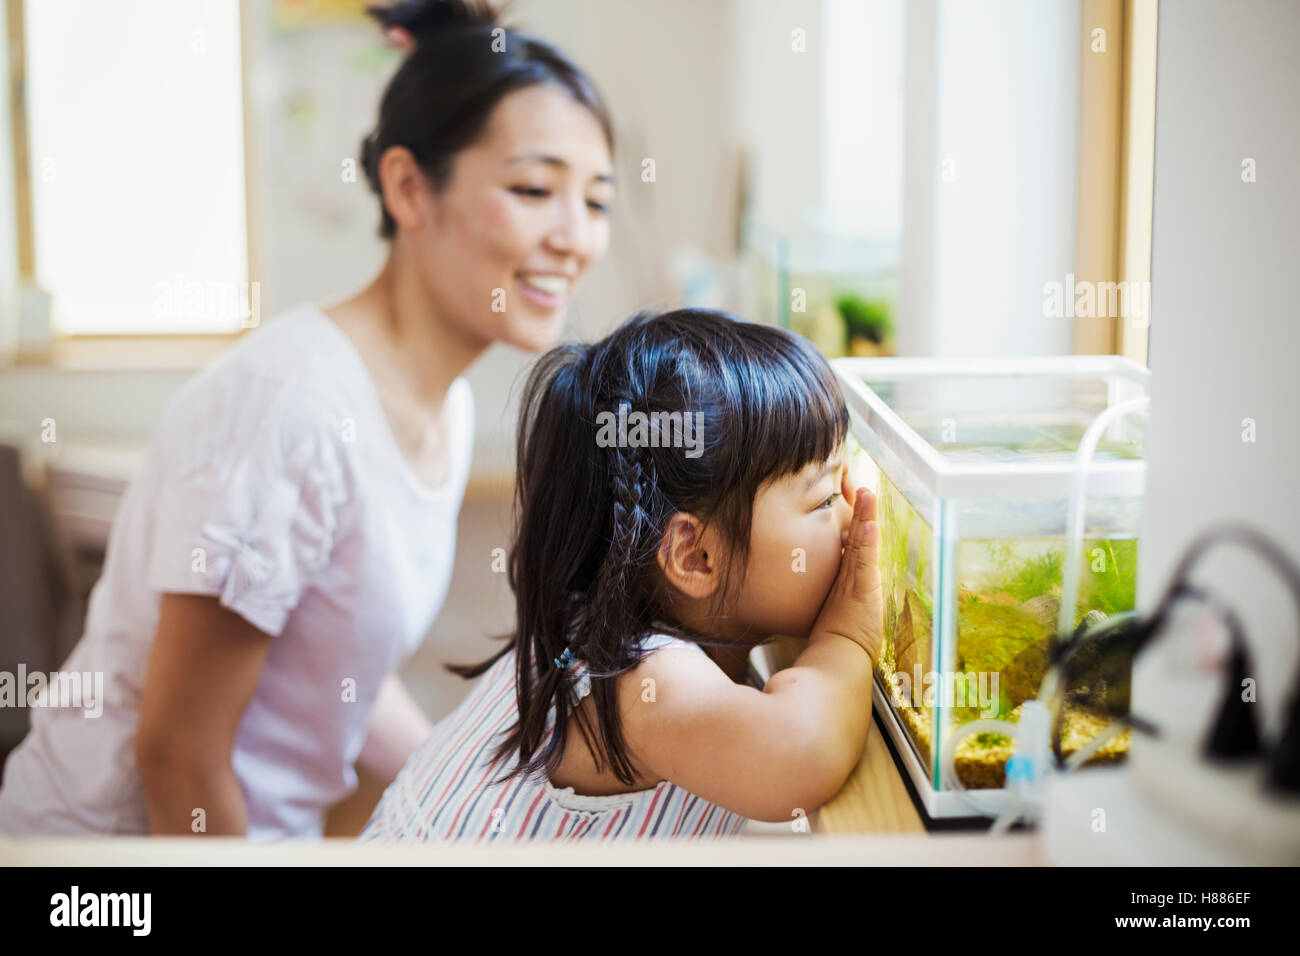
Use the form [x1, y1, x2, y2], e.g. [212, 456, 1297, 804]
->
[135, 594, 273, 835]
[356, 673, 434, 782]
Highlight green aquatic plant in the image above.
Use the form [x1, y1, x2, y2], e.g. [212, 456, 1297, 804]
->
[977, 538, 1137, 631]
[875, 475, 943, 683]
[879, 477, 931, 633]
[914, 546, 933, 618]
[1080, 538, 1138, 617]
[915, 586, 934, 620]
[838, 293, 895, 345]
[1007, 550, 1064, 602]
[878, 481, 907, 645]
[957, 602, 1051, 676]
[1094, 437, 1145, 460]
[986, 542, 1065, 603]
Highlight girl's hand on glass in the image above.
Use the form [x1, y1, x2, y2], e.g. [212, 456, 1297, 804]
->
[813, 485, 884, 666]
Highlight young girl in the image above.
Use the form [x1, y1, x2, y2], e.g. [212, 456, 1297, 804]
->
[359, 309, 883, 842]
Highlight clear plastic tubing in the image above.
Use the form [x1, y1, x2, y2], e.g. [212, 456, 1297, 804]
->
[1056, 396, 1152, 640]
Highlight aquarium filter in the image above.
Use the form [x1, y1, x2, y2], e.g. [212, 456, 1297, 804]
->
[1111, 524, 1300, 794]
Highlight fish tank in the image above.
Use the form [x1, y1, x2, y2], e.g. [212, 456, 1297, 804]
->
[742, 219, 899, 358]
[832, 356, 1149, 820]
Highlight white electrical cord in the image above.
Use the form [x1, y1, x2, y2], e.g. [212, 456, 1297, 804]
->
[942, 396, 1151, 831]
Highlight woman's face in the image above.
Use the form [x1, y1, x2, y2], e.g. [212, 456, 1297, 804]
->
[405, 83, 614, 352]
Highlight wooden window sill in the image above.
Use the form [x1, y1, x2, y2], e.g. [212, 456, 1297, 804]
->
[8, 333, 248, 372]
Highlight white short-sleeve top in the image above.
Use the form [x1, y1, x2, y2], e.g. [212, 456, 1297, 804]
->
[0, 303, 474, 839]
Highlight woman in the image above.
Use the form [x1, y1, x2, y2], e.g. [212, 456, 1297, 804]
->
[0, 0, 615, 838]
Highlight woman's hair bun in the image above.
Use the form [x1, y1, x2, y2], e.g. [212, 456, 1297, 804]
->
[365, 0, 498, 47]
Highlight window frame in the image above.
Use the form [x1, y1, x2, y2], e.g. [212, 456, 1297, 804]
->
[1073, 0, 1157, 365]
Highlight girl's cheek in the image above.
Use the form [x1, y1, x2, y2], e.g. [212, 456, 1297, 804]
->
[796, 524, 842, 597]
[817, 539, 842, 591]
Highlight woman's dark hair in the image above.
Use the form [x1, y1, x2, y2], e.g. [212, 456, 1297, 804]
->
[448, 309, 850, 788]
[361, 0, 614, 239]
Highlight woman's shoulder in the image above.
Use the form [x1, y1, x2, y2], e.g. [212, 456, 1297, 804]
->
[158, 305, 359, 440]
[181, 302, 355, 387]
[445, 375, 475, 459]
[144, 305, 369, 512]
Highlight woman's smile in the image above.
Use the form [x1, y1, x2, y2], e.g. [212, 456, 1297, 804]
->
[515, 271, 572, 311]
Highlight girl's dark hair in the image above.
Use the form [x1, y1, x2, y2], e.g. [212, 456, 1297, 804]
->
[361, 0, 614, 239]
[448, 309, 850, 788]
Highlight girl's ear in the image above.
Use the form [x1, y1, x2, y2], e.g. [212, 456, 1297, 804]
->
[657, 512, 721, 600]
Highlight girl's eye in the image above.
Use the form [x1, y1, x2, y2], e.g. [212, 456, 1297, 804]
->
[587, 199, 610, 214]
[818, 491, 842, 511]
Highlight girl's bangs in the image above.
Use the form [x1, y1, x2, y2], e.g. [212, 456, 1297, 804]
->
[739, 339, 850, 485]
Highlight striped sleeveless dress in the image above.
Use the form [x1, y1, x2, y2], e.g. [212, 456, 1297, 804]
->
[358, 633, 752, 842]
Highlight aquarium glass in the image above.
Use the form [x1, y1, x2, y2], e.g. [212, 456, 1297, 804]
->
[840, 359, 1147, 796]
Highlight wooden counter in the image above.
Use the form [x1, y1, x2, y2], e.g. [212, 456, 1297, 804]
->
[814, 715, 926, 834]
[755, 636, 925, 835]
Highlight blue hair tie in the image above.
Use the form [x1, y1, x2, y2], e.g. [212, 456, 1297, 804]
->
[553, 646, 575, 670]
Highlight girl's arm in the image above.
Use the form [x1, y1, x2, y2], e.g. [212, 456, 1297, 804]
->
[356, 673, 434, 782]
[135, 594, 273, 835]
[620, 488, 882, 823]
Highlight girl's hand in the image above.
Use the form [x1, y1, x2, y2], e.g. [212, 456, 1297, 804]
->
[811, 485, 884, 666]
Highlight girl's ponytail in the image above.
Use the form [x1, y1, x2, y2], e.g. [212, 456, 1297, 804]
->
[449, 344, 612, 783]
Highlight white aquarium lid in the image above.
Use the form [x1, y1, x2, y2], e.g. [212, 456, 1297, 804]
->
[832, 355, 1150, 500]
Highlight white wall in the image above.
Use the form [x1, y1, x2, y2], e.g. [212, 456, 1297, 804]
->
[731, 0, 824, 242]
[899, 0, 1080, 357]
[1135, 0, 1300, 738]
[822, 0, 904, 243]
